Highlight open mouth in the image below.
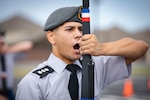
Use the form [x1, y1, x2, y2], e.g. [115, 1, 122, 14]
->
[73, 43, 80, 49]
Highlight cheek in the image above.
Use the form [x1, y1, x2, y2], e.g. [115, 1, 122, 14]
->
[56, 41, 72, 57]
[56, 34, 71, 44]
[55, 36, 71, 49]
[54, 31, 74, 51]
[55, 36, 63, 44]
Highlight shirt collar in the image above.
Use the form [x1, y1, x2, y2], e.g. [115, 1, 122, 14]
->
[47, 53, 82, 74]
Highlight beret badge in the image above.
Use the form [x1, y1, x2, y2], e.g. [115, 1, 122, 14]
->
[78, 6, 82, 21]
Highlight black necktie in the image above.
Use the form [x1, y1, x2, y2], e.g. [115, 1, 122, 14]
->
[66, 64, 81, 100]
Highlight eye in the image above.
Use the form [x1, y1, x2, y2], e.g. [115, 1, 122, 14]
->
[78, 27, 83, 32]
[66, 27, 73, 32]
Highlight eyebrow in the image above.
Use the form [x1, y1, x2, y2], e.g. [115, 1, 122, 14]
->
[64, 25, 82, 28]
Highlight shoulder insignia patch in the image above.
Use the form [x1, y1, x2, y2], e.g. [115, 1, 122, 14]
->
[33, 66, 54, 78]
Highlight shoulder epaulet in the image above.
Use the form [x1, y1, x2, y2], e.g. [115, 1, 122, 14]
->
[33, 66, 54, 78]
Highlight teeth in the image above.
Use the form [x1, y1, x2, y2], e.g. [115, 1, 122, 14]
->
[73, 44, 80, 49]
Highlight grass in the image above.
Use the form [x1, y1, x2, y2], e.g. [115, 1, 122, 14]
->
[132, 62, 150, 76]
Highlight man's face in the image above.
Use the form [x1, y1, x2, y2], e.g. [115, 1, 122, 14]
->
[49, 22, 82, 64]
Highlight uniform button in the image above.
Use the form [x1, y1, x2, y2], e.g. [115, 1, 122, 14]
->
[44, 68, 49, 71]
[41, 69, 46, 72]
[38, 71, 42, 74]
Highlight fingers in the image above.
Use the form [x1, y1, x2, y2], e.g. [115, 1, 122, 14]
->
[79, 35, 92, 48]
[79, 34, 98, 55]
[80, 34, 92, 41]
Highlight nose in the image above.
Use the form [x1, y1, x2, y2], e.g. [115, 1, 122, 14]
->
[74, 29, 82, 39]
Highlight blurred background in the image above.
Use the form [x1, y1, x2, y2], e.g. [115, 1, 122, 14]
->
[0, 0, 150, 100]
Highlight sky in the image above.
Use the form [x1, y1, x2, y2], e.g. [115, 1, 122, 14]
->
[0, 0, 150, 33]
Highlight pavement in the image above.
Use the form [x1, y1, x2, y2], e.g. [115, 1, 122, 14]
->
[101, 95, 150, 100]
[100, 76, 150, 100]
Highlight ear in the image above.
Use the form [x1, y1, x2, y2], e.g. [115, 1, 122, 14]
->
[46, 31, 55, 44]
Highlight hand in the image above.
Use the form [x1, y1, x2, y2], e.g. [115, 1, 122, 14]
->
[79, 34, 101, 56]
[0, 44, 8, 54]
[0, 95, 8, 100]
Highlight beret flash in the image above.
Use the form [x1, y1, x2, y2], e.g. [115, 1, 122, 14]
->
[44, 6, 82, 31]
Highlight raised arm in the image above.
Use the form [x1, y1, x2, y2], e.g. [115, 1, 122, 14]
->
[79, 34, 149, 64]
[7, 41, 33, 53]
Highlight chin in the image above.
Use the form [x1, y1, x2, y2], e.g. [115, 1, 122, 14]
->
[74, 54, 82, 60]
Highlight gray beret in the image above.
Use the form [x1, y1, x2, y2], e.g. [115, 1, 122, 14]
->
[44, 6, 82, 31]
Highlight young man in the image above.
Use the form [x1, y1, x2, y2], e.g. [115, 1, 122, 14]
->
[0, 25, 33, 100]
[15, 6, 148, 100]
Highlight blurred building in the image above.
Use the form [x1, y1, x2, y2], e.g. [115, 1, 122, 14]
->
[0, 15, 149, 64]
[0, 15, 51, 61]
